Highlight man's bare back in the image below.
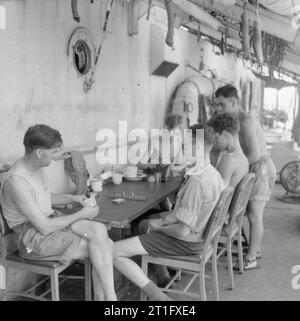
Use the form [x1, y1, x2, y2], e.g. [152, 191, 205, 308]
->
[238, 111, 268, 165]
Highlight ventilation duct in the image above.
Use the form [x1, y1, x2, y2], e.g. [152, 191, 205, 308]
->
[150, 24, 180, 77]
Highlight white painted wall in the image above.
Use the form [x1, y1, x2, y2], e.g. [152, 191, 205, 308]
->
[0, 0, 261, 193]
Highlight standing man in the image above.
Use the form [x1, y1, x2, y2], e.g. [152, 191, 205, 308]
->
[213, 84, 276, 270]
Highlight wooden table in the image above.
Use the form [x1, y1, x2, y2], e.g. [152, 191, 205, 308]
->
[94, 177, 182, 240]
[60, 177, 182, 298]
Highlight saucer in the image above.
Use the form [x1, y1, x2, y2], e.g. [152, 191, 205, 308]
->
[124, 174, 147, 181]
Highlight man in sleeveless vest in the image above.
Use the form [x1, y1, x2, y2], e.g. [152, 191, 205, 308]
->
[0, 124, 116, 300]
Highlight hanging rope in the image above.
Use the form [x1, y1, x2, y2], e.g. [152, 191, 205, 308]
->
[164, 0, 175, 48]
[71, 0, 80, 23]
[146, 0, 152, 20]
[251, 0, 263, 64]
[240, 0, 251, 59]
[83, 0, 114, 93]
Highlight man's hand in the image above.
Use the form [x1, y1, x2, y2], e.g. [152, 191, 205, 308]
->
[80, 205, 99, 220]
[148, 219, 167, 233]
[69, 194, 88, 206]
[162, 213, 178, 225]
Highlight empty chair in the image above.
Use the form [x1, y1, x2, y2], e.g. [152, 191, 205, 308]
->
[141, 186, 234, 301]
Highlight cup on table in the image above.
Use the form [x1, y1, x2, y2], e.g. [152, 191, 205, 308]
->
[124, 166, 138, 178]
[90, 178, 103, 192]
[112, 173, 123, 185]
[154, 171, 162, 182]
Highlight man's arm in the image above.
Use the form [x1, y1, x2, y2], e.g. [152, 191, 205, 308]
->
[216, 153, 233, 187]
[241, 118, 261, 165]
[5, 177, 97, 236]
[149, 221, 190, 239]
[51, 193, 86, 206]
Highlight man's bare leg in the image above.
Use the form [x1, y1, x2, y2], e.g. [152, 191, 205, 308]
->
[246, 200, 266, 260]
[113, 236, 171, 300]
[92, 268, 105, 301]
[139, 218, 170, 284]
[71, 220, 117, 301]
[72, 240, 105, 300]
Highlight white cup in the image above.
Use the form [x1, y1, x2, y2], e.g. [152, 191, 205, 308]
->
[90, 179, 103, 192]
[112, 173, 123, 185]
[124, 166, 138, 178]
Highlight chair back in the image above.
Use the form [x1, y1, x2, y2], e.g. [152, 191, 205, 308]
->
[0, 204, 12, 236]
[227, 173, 255, 232]
[201, 186, 234, 262]
[0, 204, 18, 259]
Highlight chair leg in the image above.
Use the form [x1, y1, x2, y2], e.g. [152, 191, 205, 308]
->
[227, 238, 234, 290]
[50, 270, 60, 301]
[140, 256, 148, 301]
[238, 230, 244, 274]
[212, 254, 219, 301]
[0, 265, 7, 301]
[85, 259, 92, 301]
[199, 263, 206, 301]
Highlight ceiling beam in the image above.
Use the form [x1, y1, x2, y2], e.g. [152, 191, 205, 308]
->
[187, 0, 297, 43]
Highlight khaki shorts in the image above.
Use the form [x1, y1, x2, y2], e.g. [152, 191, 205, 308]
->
[16, 222, 82, 265]
[249, 155, 276, 202]
[139, 232, 203, 257]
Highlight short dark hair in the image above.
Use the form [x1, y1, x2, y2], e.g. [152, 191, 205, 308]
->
[23, 124, 63, 153]
[208, 113, 240, 135]
[189, 123, 216, 146]
[215, 84, 239, 100]
[164, 113, 183, 130]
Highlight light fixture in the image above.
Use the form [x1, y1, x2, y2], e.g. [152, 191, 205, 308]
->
[0, 4, 6, 30]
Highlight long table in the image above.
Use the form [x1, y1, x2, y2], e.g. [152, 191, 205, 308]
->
[94, 177, 182, 240]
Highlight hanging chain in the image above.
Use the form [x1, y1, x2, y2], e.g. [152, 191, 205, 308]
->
[83, 0, 114, 93]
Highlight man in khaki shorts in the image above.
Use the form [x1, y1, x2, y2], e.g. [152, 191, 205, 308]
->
[0, 124, 116, 300]
[213, 84, 276, 270]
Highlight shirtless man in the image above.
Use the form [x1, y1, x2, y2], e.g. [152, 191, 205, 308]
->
[0, 124, 116, 300]
[214, 84, 277, 269]
[208, 112, 249, 188]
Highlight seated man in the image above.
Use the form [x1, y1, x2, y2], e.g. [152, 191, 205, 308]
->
[0, 124, 116, 301]
[208, 112, 249, 188]
[113, 124, 226, 300]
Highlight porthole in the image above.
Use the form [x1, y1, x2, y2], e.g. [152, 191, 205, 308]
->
[73, 39, 92, 75]
[67, 27, 96, 78]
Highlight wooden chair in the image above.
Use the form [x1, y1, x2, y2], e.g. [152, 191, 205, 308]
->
[217, 173, 256, 290]
[0, 206, 92, 301]
[141, 186, 234, 301]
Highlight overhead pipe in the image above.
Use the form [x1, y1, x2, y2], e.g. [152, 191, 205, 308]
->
[171, 0, 226, 33]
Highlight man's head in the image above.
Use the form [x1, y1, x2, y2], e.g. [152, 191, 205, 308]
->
[164, 113, 184, 131]
[214, 84, 240, 115]
[189, 123, 216, 156]
[23, 124, 63, 167]
[208, 113, 240, 151]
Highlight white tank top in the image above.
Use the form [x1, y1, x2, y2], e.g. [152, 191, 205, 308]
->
[0, 161, 53, 229]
